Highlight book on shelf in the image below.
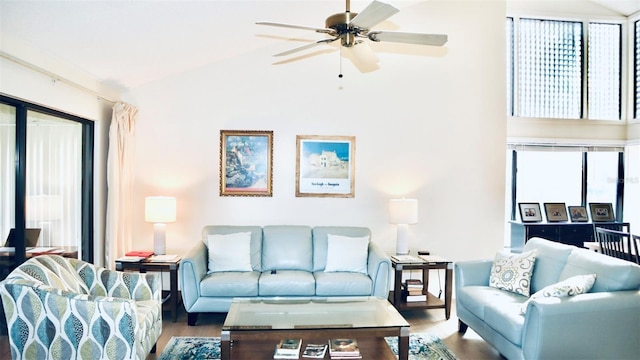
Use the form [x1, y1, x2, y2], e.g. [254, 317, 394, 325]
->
[405, 293, 427, 302]
[302, 343, 327, 358]
[403, 279, 424, 296]
[274, 339, 302, 359]
[328, 338, 361, 358]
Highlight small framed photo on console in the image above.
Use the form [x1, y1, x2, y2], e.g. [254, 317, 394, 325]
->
[544, 203, 568, 222]
[589, 203, 614, 222]
[568, 206, 589, 222]
[519, 203, 542, 222]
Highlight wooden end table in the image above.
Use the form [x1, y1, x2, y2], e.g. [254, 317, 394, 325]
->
[115, 257, 181, 322]
[388, 254, 453, 319]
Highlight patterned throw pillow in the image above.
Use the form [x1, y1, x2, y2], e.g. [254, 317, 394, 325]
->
[489, 250, 537, 296]
[520, 274, 596, 313]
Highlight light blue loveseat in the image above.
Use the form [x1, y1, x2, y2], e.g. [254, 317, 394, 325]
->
[455, 237, 640, 360]
[179, 225, 391, 325]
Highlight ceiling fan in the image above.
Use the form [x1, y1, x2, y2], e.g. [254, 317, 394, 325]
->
[256, 0, 448, 63]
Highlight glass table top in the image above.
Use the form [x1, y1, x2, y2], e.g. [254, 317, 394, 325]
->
[223, 297, 409, 331]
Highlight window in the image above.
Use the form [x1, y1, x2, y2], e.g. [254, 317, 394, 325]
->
[0, 95, 94, 263]
[634, 20, 640, 119]
[507, 145, 624, 225]
[508, 18, 622, 120]
[588, 23, 621, 120]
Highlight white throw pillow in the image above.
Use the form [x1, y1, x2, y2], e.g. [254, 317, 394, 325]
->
[206, 232, 252, 273]
[324, 234, 369, 274]
[489, 250, 537, 296]
[521, 274, 596, 314]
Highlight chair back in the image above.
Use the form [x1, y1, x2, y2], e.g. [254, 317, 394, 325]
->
[594, 227, 634, 262]
[632, 234, 640, 265]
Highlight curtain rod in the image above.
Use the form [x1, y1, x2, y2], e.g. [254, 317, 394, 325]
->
[0, 50, 117, 104]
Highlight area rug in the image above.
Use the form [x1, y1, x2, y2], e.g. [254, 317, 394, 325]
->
[158, 333, 457, 360]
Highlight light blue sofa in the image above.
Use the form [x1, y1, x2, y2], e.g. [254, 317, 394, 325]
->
[455, 237, 640, 360]
[180, 225, 391, 325]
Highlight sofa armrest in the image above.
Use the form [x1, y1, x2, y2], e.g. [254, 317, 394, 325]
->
[522, 290, 640, 360]
[454, 259, 492, 291]
[367, 241, 391, 298]
[179, 242, 209, 311]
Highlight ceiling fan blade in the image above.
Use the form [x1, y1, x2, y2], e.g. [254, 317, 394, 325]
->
[350, 1, 399, 30]
[344, 41, 380, 73]
[368, 31, 448, 46]
[256, 22, 335, 34]
[274, 38, 339, 57]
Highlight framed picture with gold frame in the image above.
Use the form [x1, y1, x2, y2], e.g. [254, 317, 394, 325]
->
[589, 203, 615, 222]
[220, 130, 273, 197]
[296, 135, 355, 198]
[544, 203, 568, 222]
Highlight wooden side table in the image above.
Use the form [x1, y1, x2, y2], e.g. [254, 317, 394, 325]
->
[115, 257, 181, 322]
[388, 254, 453, 319]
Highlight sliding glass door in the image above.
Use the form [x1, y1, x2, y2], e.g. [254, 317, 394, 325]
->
[0, 104, 16, 245]
[0, 95, 93, 263]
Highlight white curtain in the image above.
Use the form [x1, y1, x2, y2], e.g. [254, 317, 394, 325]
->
[105, 102, 138, 269]
[1, 106, 82, 249]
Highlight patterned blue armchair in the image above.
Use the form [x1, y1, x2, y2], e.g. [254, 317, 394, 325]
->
[0, 255, 162, 359]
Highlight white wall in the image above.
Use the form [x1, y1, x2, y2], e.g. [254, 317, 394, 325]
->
[124, 0, 507, 262]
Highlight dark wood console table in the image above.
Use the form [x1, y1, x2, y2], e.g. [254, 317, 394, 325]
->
[510, 221, 630, 251]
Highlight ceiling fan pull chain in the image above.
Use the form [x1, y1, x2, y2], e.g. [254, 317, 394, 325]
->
[339, 45, 344, 78]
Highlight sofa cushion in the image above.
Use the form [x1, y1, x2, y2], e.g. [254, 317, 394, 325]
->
[206, 232, 252, 273]
[484, 301, 526, 346]
[200, 271, 259, 297]
[490, 250, 537, 296]
[458, 285, 527, 321]
[324, 234, 369, 274]
[262, 226, 313, 271]
[258, 270, 315, 296]
[521, 274, 596, 314]
[523, 237, 574, 293]
[314, 272, 372, 296]
[559, 248, 640, 292]
[202, 226, 263, 271]
[312, 227, 372, 272]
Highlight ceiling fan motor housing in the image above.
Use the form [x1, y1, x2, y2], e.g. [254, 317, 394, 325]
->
[326, 12, 360, 47]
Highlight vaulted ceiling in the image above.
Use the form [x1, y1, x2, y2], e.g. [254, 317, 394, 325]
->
[1, 0, 638, 92]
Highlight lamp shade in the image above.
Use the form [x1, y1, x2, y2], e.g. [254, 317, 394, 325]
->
[145, 196, 176, 223]
[389, 199, 419, 224]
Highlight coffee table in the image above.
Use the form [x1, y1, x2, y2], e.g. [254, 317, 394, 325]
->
[221, 297, 410, 360]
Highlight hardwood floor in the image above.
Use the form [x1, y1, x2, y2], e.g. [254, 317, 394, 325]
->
[0, 303, 505, 360]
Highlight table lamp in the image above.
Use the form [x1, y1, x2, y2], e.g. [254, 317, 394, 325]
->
[389, 198, 418, 255]
[145, 196, 176, 255]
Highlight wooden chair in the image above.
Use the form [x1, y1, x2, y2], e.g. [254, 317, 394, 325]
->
[631, 234, 640, 265]
[594, 227, 634, 262]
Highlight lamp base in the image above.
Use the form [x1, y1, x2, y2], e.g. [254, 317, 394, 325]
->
[395, 224, 409, 255]
[153, 223, 166, 255]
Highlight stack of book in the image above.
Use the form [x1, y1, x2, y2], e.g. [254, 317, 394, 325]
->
[403, 279, 426, 302]
[273, 339, 302, 359]
[328, 338, 361, 359]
